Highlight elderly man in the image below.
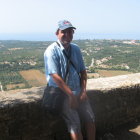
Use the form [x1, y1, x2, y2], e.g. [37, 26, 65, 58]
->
[44, 20, 96, 140]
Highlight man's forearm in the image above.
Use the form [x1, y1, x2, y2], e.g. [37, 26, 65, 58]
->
[51, 73, 79, 108]
[80, 70, 87, 92]
[51, 73, 73, 96]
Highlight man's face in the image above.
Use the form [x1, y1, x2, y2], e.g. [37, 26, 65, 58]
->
[57, 28, 74, 46]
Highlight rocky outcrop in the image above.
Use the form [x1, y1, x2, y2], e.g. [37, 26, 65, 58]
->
[0, 73, 140, 140]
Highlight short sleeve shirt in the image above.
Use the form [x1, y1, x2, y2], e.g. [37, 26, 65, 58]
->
[44, 40, 86, 95]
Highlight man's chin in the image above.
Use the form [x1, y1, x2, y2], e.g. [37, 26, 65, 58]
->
[63, 41, 71, 45]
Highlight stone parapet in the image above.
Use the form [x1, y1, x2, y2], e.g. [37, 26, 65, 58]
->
[0, 73, 140, 139]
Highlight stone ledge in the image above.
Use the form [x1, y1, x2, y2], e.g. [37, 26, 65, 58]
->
[1, 73, 140, 106]
[87, 73, 140, 90]
[0, 73, 140, 139]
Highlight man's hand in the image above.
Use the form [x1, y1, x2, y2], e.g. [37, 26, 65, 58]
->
[69, 94, 79, 109]
[79, 91, 88, 102]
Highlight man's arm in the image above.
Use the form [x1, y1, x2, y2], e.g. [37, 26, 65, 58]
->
[79, 70, 88, 101]
[51, 73, 73, 95]
[51, 73, 78, 108]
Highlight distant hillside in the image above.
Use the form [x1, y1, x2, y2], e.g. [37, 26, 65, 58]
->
[0, 39, 140, 90]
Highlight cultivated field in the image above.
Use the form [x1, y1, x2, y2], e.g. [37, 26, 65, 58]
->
[20, 70, 46, 87]
[6, 83, 25, 90]
[87, 70, 132, 78]
[98, 70, 132, 77]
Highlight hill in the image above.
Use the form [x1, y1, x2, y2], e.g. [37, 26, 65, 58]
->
[0, 39, 140, 90]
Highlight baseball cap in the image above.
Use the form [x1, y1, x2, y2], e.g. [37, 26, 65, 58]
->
[58, 20, 76, 30]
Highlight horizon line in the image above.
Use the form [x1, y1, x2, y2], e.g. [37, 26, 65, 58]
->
[0, 32, 140, 41]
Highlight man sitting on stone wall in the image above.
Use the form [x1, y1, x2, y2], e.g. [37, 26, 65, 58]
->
[44, 20, 96, 140]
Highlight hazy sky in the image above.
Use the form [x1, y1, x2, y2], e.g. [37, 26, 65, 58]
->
[0, 0, 140, 40]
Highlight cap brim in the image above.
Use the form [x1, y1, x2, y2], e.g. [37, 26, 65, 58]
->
[60, 26, 76, 30]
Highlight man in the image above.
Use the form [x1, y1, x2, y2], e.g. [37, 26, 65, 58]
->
[44, 20, 95, 140]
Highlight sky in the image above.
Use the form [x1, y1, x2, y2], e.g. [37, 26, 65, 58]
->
[0, 0, 140, 41]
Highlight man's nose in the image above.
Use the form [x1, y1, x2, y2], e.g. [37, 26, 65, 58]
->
[65, 31, 73, 37]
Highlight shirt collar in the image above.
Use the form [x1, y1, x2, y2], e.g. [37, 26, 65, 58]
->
[57, 39, 65, 50]
[57, 39, 71, 57]
[57, 39, 71, 51]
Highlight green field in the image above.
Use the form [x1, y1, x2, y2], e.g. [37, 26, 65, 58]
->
[0, 39, 140, 91]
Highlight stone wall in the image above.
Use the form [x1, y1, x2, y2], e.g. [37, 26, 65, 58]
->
[0, 73, 140, 140]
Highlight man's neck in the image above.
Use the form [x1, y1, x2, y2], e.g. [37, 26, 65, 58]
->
[64, 44, 70, 50]
[61, 42, 70, 49]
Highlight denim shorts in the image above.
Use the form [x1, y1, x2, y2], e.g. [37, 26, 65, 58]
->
[61, 96, 95, 133]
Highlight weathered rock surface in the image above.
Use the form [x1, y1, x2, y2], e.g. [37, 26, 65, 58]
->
[0, 73, 140, 140]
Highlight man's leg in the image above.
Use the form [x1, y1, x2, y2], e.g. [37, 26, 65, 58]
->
[62, 97, 83, 140]
[85, 122, 96, 140]
[78, 100, 96, 140]
[70, 132, 83, 140]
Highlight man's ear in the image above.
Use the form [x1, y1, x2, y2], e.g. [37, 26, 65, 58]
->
[56, 29, 59, 35]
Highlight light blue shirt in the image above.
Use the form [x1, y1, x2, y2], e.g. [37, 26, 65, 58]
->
[44, 40, 86, 95]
